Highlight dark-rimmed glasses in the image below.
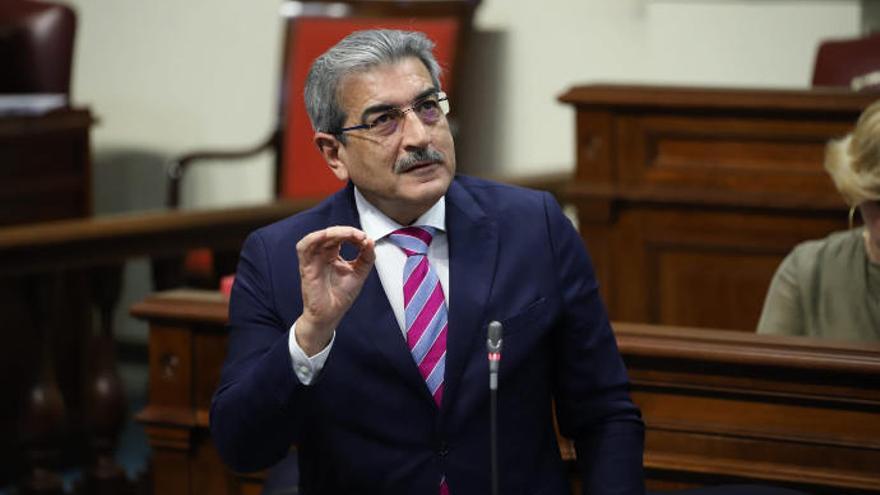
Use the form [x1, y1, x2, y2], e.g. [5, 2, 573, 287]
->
[338, 91, 449, 138]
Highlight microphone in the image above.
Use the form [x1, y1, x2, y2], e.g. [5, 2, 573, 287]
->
[487, 321, 503, 390]
[486, 320, 503, 495]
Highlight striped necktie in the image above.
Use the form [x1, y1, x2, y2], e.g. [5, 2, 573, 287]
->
[388, 226, 448, 407]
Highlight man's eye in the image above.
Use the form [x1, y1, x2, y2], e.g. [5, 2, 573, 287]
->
[369, 112, 395, 127]
[417, 99, 440, 111]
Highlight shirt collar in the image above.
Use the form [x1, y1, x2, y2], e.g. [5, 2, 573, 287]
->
[353, 186, 446, 241]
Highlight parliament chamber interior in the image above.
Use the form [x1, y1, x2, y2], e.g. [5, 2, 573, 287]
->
[2, 0, 880, 494]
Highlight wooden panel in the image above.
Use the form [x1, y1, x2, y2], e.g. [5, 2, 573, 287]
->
[574, 109, 614, 183]
[653, 249, 781, 330]
[192, 435, 238, 495]
[148, 324, 193, 411]
[153, 448, 193, 495]
[0, 109, 93, 225]
[583, 204, 846, 330]
[132, 290, 264, 495]
[617, 114, 848, 196]
[560, 84, 874, 331]
[639, 393, 880, 449]
[622, 323, 880, 493]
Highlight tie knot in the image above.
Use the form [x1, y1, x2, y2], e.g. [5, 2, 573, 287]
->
[389, 226, 436, 256]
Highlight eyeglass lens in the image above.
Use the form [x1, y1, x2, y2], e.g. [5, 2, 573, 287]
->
[365, 94, 448, 136]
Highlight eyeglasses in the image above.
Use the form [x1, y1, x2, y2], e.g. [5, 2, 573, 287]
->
[338, 91, 449, 138]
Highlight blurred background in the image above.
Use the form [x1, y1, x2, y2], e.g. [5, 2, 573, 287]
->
[72, 0, 872, 209]
[4, 1, 880, 494]
[66, 0, 875, 346]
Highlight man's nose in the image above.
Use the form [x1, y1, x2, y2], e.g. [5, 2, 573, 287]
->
[400, 110, 431, 149]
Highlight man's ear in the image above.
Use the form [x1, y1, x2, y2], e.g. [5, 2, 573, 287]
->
[314, 132, 349, 181]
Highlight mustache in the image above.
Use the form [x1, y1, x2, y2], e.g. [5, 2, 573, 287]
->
[394, 148, 445, 174]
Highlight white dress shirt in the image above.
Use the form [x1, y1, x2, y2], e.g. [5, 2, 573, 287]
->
[288, 187, 449, 385]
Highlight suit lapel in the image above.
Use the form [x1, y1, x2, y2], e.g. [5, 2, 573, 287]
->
[330, 184, 435, 405]
[442, 179, 499, 414]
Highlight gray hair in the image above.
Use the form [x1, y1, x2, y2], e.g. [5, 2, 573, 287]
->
[825, 99, 880, 206]
[304, 29, 443, 136]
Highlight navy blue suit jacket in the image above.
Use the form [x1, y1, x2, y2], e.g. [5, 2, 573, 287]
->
[210, 175, 644, 495]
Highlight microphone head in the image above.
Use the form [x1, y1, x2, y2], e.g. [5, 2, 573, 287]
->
[487, 320, 503, 353]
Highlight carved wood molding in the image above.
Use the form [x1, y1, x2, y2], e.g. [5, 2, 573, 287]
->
[614, 322, 880, 374]
[558, 85, 875, 114]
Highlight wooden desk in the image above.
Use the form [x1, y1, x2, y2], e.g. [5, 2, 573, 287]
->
[577, 325, 880, 493]
[131, 290, 255, 495]
[558, 85, 877, 331]
[0, 108, 94, 225]
[131, 289, 880, 495]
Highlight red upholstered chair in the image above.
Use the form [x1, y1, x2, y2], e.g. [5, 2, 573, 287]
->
[274, 1, 473, 199]
[812, 31, 880, 91]
[166, 0, 479, 288]
[0, 0, 76, 95]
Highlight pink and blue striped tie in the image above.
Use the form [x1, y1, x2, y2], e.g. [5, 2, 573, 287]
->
[388, 226, 448, 406]
[390, 226, 450, 494]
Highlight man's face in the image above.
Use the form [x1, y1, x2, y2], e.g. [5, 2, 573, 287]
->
[316, 57, 456, 225]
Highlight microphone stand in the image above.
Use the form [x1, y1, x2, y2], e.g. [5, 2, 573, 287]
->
[487, 321, 503, 495]
[491, 381, 498, 495]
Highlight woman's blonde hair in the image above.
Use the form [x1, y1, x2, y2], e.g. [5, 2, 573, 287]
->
[825, 99, 880, 207]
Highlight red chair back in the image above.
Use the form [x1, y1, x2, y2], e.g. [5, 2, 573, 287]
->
[0, 0, 76, 94]
[274, 1, 475, 199]
[812, 32, 880, 89]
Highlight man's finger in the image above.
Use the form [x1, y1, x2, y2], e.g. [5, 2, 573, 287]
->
[297, 227, 369, 259]
[351, 237, 376, 275]
[297, 230, 327, 256]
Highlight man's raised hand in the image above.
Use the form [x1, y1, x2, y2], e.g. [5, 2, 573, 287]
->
[294, 226, 376, 356]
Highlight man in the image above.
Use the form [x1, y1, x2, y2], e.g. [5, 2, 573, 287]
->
[210, 29, 644, 494]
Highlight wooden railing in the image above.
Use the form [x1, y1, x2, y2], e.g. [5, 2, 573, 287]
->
[0, 200, 315, 493]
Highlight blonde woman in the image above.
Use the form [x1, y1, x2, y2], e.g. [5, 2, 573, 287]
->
[757, 100, 880, 340]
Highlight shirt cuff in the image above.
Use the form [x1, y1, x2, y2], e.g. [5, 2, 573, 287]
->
[288, 321, 335, 385]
